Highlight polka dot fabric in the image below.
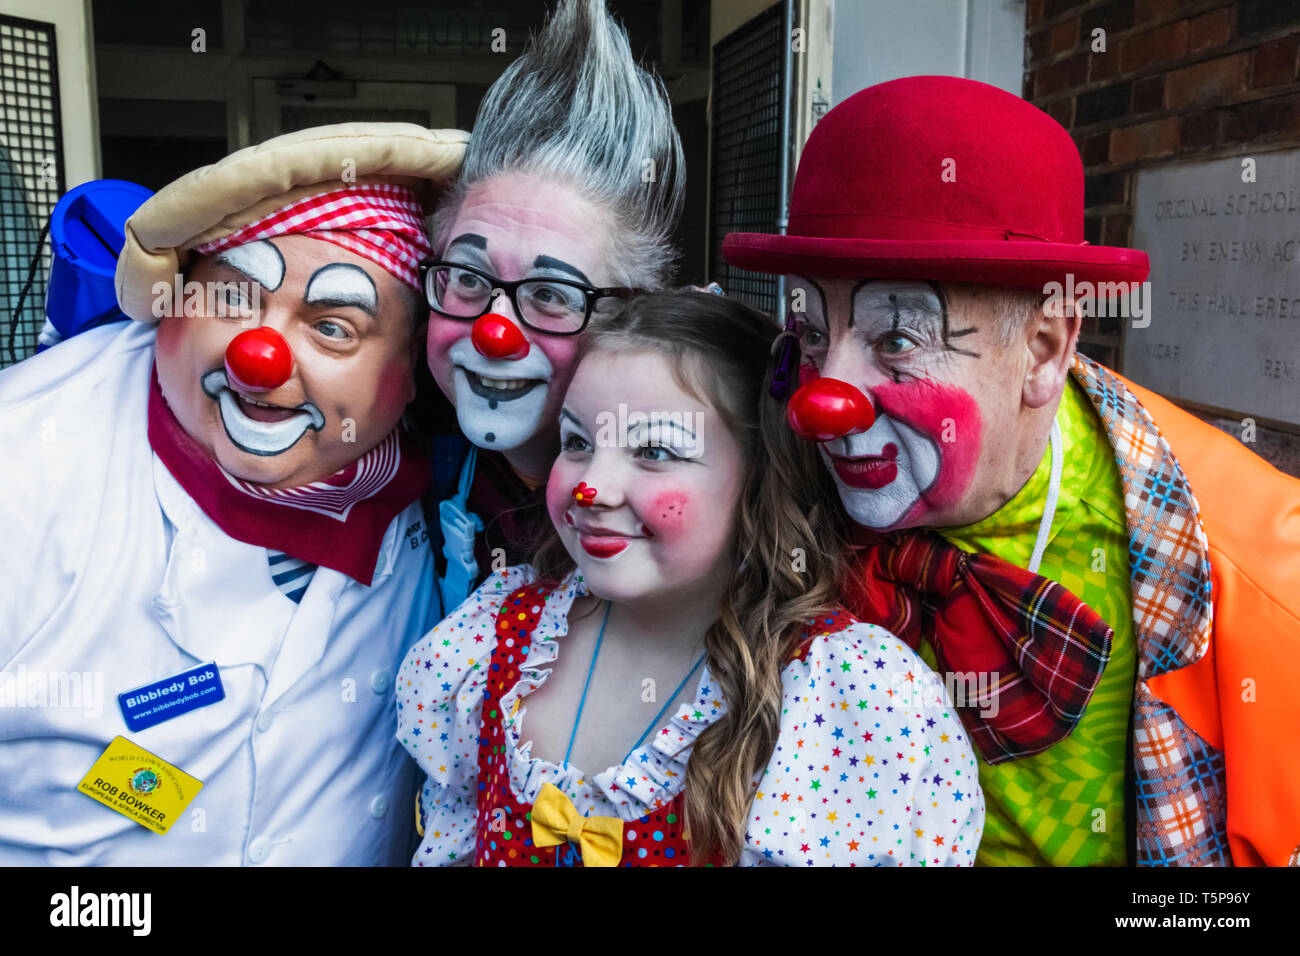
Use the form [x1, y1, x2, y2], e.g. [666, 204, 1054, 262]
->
[475, 582, 693, 867]
[397, 566, 984, 866]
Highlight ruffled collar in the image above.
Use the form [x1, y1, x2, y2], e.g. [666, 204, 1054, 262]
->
[496, 568, 722, 821]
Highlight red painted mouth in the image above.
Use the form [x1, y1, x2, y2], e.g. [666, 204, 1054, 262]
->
[579, 535, 629, 558]
[832, 443, 899, 489]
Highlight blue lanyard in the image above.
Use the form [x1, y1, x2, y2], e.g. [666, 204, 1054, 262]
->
[562, 601, 611, 767]
[438, 446, 483, 615]
[554, 601, 707, 868]
[624, 655, 707, 762]
[562, 601, 708, 767]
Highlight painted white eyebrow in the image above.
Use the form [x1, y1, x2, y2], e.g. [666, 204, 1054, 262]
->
[217, 240, 284, 291]
[304, 263, 378, 315]
[853, 281, 944, 327]
[628, 419, 697, 444]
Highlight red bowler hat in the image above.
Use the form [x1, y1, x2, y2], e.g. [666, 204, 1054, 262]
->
[722, 75, 1148, 290]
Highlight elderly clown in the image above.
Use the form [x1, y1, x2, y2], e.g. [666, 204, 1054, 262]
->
[0, 123, 465, 864]
[420, 0, 685, 615]
[725, 76, 1300, 867]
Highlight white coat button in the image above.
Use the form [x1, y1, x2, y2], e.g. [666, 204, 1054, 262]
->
[256, 711, 274, 733]
[370, 670, 389, 694]
[247, 837, 270, 864]
[370, 795, 389, 819]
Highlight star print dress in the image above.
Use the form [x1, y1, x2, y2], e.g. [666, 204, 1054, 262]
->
[396, 565, 984, 866]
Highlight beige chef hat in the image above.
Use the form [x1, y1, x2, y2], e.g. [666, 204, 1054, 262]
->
[116, 122, 468, 322]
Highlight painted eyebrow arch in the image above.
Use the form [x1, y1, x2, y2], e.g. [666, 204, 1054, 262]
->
[447, 233, 488, 250]
[216, 241, 285, 291]
[304, 263, 378, 316]
[532, 255, 591, 284]
[629, 419, 697, 442]
[850, 281, 945, 328]
[559, 408, 589, 431]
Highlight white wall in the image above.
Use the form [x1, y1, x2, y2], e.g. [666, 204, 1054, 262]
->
[2, 0, 100, 185]
[830, 0, 1026, 106]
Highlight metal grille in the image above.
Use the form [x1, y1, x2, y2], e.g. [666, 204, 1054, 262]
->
[708, 3, 783, 316]
[1, 15, 63, 368]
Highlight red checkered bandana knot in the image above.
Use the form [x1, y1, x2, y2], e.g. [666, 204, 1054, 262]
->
[847, 531, 1114, 765]
[193, 183, 431, 290]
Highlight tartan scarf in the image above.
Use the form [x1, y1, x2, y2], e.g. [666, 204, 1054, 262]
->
[1069, 354, 1229, 867]
[847, 532, 1113, 765]
[847, 354, 1231, 865]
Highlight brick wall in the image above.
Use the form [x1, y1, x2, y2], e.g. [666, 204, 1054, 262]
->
[1025, 0, 1300, 476]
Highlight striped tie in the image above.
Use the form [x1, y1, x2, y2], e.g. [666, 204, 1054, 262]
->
[267, 549, 317, 604]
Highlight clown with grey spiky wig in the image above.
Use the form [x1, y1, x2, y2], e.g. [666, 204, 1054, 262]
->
[422, 0, 685, 612]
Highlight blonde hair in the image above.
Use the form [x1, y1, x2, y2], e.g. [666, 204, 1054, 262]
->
[531, 291, 847, 865]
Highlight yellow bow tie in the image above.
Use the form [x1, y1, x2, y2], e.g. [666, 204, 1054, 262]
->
[530, 783, 624, 867]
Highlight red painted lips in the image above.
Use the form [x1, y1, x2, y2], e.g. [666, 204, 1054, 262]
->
[832, 442, 899, 489]
[579, 535, 629, 558]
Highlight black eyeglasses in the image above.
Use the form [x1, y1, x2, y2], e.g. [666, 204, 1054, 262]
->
[419, 260, 640, 335]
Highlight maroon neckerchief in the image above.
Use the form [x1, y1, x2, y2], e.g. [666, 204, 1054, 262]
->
[147, 366, 430, 586]
[844, 529, 1113, 765]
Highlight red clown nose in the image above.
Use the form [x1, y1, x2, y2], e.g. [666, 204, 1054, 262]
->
[471, 313, 530, 361]
[786, 378, 876, 442]
[225, 327, 293, 392]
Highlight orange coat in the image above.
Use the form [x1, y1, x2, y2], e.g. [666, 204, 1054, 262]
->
[1121, 375, 1300, 866]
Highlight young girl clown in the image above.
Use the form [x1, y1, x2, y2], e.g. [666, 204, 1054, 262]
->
[397, 292, 984, 866]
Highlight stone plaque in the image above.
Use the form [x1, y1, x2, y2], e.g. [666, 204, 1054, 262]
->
[1128, 151, 1300, 427]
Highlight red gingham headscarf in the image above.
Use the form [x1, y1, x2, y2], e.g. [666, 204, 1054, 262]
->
[193, 182, 432, 290]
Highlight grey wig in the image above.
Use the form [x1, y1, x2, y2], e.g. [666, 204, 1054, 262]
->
[432, 0, 686, 290]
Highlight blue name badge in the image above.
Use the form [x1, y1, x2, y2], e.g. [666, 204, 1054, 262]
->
[118, 662, 226, 732]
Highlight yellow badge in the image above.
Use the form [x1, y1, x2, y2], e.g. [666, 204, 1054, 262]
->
[78, 736, 203, 835]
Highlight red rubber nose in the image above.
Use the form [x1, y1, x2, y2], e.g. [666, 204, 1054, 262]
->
[225, 327, 293, 392]
[786, 378, 876, 441]
[471, 313, 530, 361]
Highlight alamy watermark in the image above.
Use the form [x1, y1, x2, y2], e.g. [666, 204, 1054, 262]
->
[889, 667, 1000, 718]
[0, 665, 104, 718]
[152, 274, 261, 322]
[1042, 275, 1152, 329]
[593, 404, 704, 457]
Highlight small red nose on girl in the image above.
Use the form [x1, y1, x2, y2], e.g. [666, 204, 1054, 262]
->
[786, 378, 876, 442]
[225, 327, 294, 392]
[471, 313, 530, 361]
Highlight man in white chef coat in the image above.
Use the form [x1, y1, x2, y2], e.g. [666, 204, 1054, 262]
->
[0, 123, 466, 865]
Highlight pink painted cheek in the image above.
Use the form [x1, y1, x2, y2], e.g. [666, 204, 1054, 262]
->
[373, 362, 415, 419]
[872, 380, 982, 508]
[545, 464, 580, 530]
[640, 490, 690, 539]
[425, 319, 467, 376]
[536, 336, 579, 388]
[154, 317, 182, 358]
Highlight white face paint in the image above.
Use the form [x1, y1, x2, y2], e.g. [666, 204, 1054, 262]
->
[818, 414, 940, 529]
[200, 368, 325, 457]
[216, 240, 285, 291]
[447, 337, 553, 451]
[545, 351, 745, 607]
[304, 263, 378, 313]
[627, 415, 703, 459]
